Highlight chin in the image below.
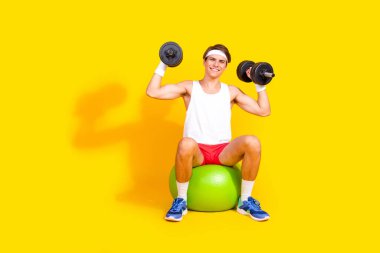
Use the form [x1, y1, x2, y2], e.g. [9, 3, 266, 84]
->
[207, 71, 221, 78]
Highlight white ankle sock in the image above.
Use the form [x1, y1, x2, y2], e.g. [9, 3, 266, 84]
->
[176, 181, 189, 201]
[241, 179, 255, 202]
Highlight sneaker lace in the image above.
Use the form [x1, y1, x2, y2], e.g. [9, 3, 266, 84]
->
[247, 197, 262, 211]
[170, 198, 184, 213]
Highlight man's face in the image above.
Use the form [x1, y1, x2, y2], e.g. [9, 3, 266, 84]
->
[203, 55, 227, 78]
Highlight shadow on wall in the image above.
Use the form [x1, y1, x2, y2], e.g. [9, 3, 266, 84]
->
[73, 83, 182, 210]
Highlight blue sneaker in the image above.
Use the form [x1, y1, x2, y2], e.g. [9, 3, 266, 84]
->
[237, 197, 270, 221]
[165, 198, 188, 222]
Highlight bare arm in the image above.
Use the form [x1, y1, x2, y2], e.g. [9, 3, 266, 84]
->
[146, 73, 187, 99]
[232, 86, 271, 117]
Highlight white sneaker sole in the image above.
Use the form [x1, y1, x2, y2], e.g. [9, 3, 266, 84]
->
[165, 209, 188, 222]
[237, 207, 270, 222]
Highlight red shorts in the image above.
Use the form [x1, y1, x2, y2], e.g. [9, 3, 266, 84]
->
[198, 143, 230, 165]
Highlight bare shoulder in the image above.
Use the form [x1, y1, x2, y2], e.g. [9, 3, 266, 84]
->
[177, 80, 193, 94]
[228, 85, 243, 100]
[177, 80, 193, 86]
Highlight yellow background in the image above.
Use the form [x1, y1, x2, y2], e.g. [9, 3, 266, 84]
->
[1, 0, 379, 252]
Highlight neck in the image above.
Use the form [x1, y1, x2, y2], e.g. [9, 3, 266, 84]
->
[200, 76, 220, 89]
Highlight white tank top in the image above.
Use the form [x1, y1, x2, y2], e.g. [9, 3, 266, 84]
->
[183, 81, 231, 145]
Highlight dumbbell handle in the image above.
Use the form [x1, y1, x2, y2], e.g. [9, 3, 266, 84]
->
[262, 72, 275, 78]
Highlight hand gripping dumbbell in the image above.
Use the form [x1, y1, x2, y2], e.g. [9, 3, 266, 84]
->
[236, 61, 275, 85]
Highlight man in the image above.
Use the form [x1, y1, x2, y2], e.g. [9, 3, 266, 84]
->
[146, 44, 271, 222]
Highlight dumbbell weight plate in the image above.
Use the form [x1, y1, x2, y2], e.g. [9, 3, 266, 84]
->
[251, 62, 274, 85]
[236, 60, 255, 83]
[159, 42, 183, 67]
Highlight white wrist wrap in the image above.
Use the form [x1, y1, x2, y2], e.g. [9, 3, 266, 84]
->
[255, 84, 266, 93]
[154, 61, 167, 77]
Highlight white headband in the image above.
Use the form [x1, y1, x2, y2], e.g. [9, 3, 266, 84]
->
[205, 50, 228, 60]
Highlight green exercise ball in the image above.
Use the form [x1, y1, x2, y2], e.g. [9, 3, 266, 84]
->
[169, 164, 242, 211]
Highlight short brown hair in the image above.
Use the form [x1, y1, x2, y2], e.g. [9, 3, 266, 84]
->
[203, 44, 231, 63]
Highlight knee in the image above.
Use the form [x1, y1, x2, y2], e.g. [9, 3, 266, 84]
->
[243, 135, 261, 153]
[177, 137, 198, 155]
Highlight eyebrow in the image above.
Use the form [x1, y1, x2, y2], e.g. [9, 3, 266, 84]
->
[209, 57, 226, 62]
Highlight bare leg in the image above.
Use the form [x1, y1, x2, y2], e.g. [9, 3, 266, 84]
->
[218, 135, 261, 181]
[175, 137, 204, 183]
[219, 136, 270, 221]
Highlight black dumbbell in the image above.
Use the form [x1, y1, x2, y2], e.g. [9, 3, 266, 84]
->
[237, 61, 275, 85]
[159, 41, 183, 67]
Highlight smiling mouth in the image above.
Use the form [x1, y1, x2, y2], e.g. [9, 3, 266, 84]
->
[209, 67, 220, 72]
